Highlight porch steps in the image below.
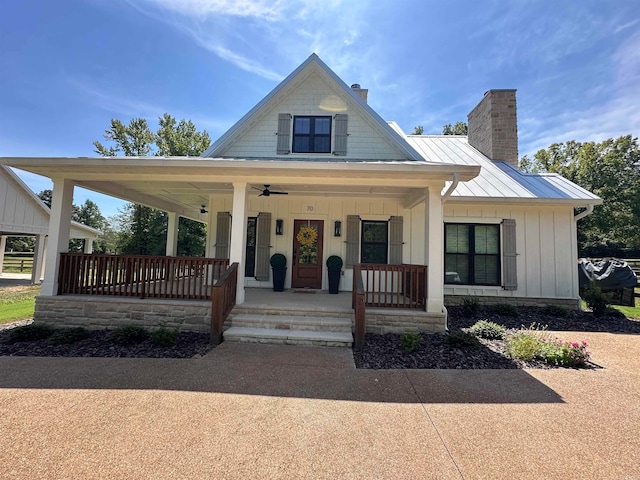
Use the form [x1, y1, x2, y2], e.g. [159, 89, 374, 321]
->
[224, 313, 353, 347]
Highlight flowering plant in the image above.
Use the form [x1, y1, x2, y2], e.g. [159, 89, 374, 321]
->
[541, 339, 590, 367]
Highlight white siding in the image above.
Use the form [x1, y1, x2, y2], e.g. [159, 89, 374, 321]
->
[443, 203, 579, 300]
[208, 194, 412, 290]
[0, 168, 50, 235]
[222, 73, 405, 161]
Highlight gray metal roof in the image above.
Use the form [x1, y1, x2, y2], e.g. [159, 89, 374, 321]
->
[406, 135, 601, 204]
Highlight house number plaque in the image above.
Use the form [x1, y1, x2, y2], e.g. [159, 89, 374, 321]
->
[306, 205, 314, 212]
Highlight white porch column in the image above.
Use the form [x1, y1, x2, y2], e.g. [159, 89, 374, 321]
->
[0, 235, 6, 275]
[41, 236, 48, 281]
[41, 179, 74, 296]
[205, 194, 215, 258]
[84, 238, 94, 254]
[166, 212, 179, 257]
[425, 185, 445, 313]
[31, 234, 46, 284]
[230, 182, 248, 304]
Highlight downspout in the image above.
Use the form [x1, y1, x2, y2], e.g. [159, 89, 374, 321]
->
[440, 172, 460, 331]
[574, 205, 594, 310]
[441, 172, 460, 204]
[574, 204, 594, 221]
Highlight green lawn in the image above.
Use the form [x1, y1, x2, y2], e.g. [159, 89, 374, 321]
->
[0, 285, 40, 324]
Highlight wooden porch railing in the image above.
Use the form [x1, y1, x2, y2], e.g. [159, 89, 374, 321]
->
[354, 263, 428, 309]
[352, 263, 428, 350]
[57, 253, 229, 300]
[210, 262, 239, 345]
[353, 265, 366, 351]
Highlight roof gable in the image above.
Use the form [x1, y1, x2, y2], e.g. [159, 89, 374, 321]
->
[203, 54, 423, 161]
[0, 166, 101, 238]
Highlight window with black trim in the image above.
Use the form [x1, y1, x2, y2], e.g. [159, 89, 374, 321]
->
[361, 220, 388, 264]
[445, 224, 500, 285]
[292, 116, 331, 153]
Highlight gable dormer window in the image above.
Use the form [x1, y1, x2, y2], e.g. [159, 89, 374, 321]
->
[292, 116, 331, 153]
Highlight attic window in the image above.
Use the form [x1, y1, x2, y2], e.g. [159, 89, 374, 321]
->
[292, 116, 331, 153]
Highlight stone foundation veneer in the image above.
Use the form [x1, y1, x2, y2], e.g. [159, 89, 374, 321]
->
[34, 296, 211, 333]
[444, 295, 580, 309]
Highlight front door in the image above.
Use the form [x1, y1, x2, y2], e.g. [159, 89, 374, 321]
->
[292, 219, 324, 289]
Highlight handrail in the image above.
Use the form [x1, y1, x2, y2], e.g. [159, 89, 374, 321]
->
[210, 262, 239, 345]
[57, 253, 229, 300]
[353, 264, 366, 351]
[356, 263, 428, 310]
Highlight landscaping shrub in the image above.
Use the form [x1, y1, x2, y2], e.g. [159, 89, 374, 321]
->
[582, 281, 610, 317]
[106, 325, 149, 345]
[446, 330, 481, 348]
[151, 324, 179, 347]
[47, 327, 90, 345]
[3, 323, 54, 344]
[507, 323, 591, 367]
[507, 331, 545, 361]
[462, 296, 480, 315]
[492, 303, 519, 317]
[400, 332, 422, 353]
[541, 304, 569, 318]
[469, 320, 505, 340]
[541, 340, 590, 367]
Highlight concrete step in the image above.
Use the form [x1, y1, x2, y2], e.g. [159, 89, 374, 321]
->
[223, 327, 353, 347]
[229, 313, 352, 333]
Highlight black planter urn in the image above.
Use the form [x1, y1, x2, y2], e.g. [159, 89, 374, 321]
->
[270, 253, 287, 292]
[326, 255, 343, 294]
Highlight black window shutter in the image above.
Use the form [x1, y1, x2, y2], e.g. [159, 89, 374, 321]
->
[277, 113, 291, 154]
[345, 215, 360, 267]
[333, 114, 348, 156]
[502, 219, 517, 290]
[215, 212, 231, 259]
[388, 216, 403, 265]
[254, 212, 272, 281]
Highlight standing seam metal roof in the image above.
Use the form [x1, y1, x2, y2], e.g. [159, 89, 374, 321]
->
[405, 136, 601, 203]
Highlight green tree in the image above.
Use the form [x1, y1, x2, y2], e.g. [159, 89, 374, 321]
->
[411, 125, 424, 135]
[521, 135, 640, 256]
[442, 122, 468, 135]
[94, 115, 211, 256]
[37, 189, 52, 208]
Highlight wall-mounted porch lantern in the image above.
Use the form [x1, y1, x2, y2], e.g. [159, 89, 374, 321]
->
[276, 219, 284, 235]
[334, 220, 342, 237]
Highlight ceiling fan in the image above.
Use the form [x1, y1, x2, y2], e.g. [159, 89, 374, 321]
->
[254, 184, 288, 197]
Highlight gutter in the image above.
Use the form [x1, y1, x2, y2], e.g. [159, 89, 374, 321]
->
[574, 204, 594, 221]
[441, 172, 460, 203]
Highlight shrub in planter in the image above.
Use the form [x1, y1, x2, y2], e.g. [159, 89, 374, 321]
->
[270, 253, 287, 292]
[326, 255, 343, 294]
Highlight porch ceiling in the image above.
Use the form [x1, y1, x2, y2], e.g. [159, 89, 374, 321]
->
[1, 157, 480, 219]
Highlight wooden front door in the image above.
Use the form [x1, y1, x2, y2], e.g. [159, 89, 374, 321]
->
[292, 219, 324, 289]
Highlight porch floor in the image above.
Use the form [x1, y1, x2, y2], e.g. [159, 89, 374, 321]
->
[239, 288, 352, 313]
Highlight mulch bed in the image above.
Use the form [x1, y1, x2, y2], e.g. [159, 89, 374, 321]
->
[0, 326, 212, 359]
[354, 305, 640, 370]
[1, 305, 638, 367]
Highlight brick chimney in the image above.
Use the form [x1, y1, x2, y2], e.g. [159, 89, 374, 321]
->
[350, 83, 368, 103]
[467, 89, 518, 167]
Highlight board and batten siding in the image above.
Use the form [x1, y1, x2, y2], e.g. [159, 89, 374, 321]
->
[443, 204, 579, 300]
[0, 167, 50, 235]
[220, 74, 405, 161]
[206, 194, 412, 290]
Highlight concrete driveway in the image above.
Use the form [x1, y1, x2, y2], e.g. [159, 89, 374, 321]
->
[1, 331, 639, 479]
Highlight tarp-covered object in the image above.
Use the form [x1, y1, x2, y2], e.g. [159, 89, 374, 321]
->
[578, 258, 638, 290]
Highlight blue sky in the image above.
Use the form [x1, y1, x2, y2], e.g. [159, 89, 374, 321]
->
[1, 0, 639, 218]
